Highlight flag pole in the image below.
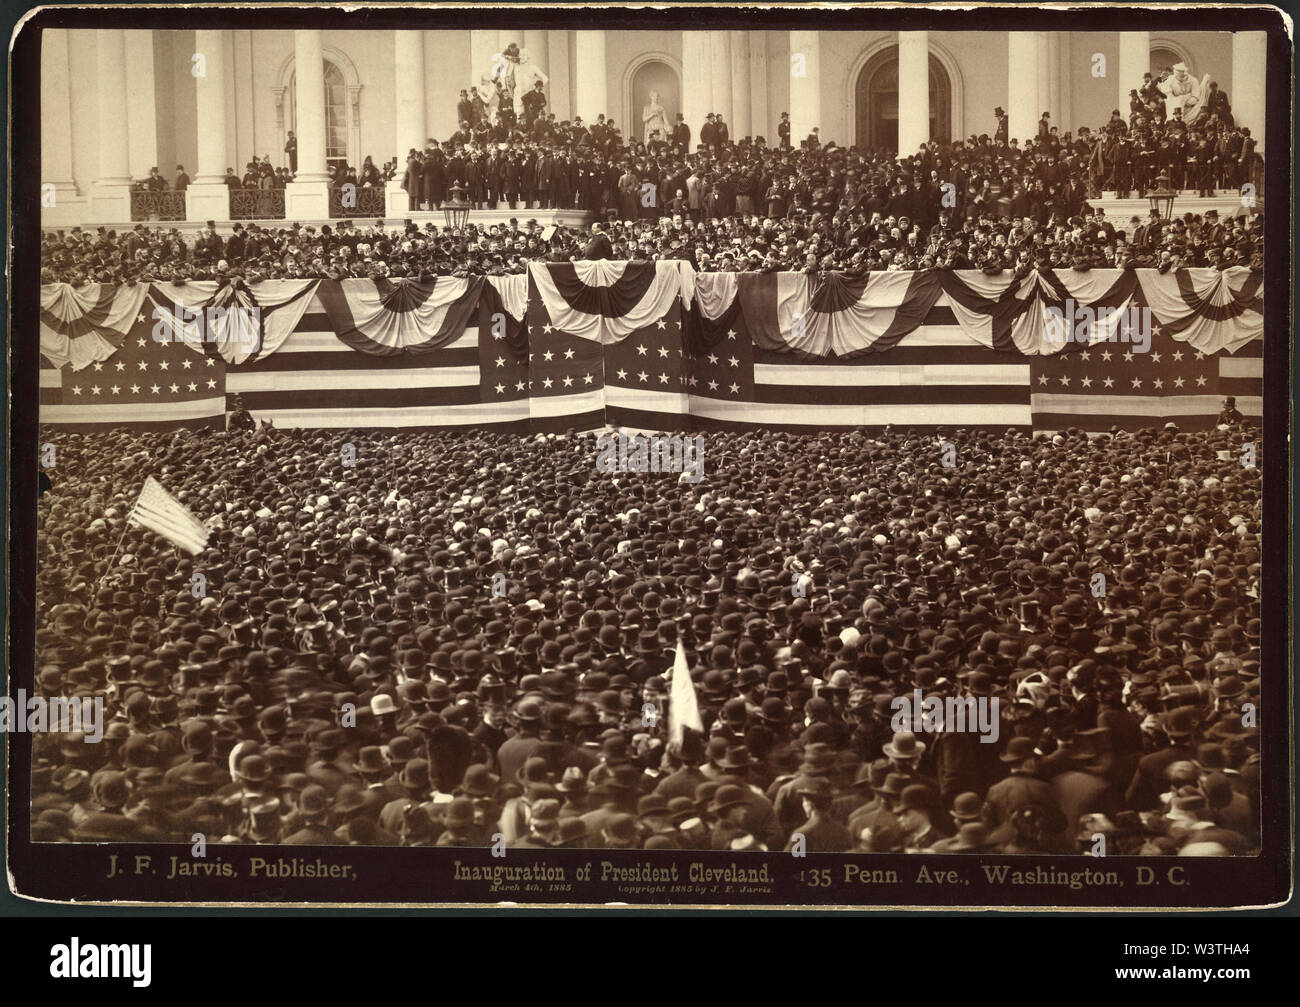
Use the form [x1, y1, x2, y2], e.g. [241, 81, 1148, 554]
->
[95, 504, 136, 595]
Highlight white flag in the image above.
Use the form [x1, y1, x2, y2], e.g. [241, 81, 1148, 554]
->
[128, 477, 210, 555]
[668, 641, 703, 746]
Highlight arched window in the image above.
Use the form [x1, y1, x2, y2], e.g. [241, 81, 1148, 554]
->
[1150, 47, 1187, 78]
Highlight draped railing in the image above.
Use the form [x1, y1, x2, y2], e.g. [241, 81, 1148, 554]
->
[38, 264, 1264, 434]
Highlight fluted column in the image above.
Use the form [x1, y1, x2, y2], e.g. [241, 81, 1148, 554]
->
[89, 29, 132, 221]
[468, 29, 498, 119]
[897, 31, 929, 157]
[749, 32, 769, 143]
[1231, 31, 1266, 155]
[729, 31, 752, 139]
[574, 31, 607, 126]
[547, 29, 571, 122]
[1046, 33, 1062, 129]
[789, 31, 821, 149]
[524, 29, 550, 119]
[1117, 31, 1149, 121]
[192, 30, 229, 184]
[284, 29, 331, 218]
[682, 32, 712, 151]
[1006, 32, 1039, 145]
[389, 30, 426, 214]
[709, 32, 734, 129]
[394, 31, 426, 157]
[41, 27, 81, 225]
[125, 30, 158, 182]
[186, 29, 234, 221]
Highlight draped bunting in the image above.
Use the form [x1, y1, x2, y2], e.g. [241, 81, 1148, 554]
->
[1136, 267, 1263, 354]
[487, 272, 529, 322]
[685, 266, 1262, 358]
[38, 265, 1262, 377]
[147, 280, 319, 365]
[42, 265, 1262, 436]
[313, 276, 488, 356]
[527, 260, 689, 343]
[40, 282, 151, 371]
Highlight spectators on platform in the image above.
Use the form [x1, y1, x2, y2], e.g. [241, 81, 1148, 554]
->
[41, 195, 1263, 284]
[53, 75, 1264, 282]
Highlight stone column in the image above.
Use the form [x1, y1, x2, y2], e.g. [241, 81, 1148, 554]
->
[1035, 32, 1051, 133]
[573, 30, 607, 127]
[187, 28, 232, 222]
[749, 31, 769, 144]
[284, 29, 330, 218]
[1046, 32, 1062, 129]
[897, 31, 930, 157]
[547, 30, 571, 122]
[124, 30, 158, 182]
[1231, 31, 1267, 156]
[1117, 31, 1149, 120]
[681, 32, 712, 152]
[729, 31, 751, 139]
[469, 29, 498, 101]
[41, 28, 81, 226]
[1006, 31, 1039, 146]
[789, 30, 821, 149]
[394, 31, 426, 157]
[709, 32, 734, 130]
[390, 30, 427, 215]
[89, 29, 133, 222]
[524, 29, 550, 120]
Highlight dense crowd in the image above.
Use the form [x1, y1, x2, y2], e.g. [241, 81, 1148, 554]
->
[41, 194, 1262, 283]
[33, 414, 1261, 854]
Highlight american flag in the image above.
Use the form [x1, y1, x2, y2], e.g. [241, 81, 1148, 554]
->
[42, 311, 226, 431]
[221, 287, 528, 431]
[603, 296, 690, 431]
[525, 278, 605, 433]
[686, 297, 1032, 431]
[1029, 330, 1251, 432]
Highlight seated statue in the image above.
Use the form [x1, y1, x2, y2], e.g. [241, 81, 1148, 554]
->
[1159, 63, 1211, 123]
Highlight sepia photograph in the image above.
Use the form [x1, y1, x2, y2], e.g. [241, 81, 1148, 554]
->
[11, 3, 1289, 911]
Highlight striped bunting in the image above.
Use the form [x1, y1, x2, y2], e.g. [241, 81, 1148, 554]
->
[223, 292, 528, 431]
[685, 301, 1032, 431]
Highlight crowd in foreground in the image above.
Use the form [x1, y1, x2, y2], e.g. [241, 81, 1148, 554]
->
[34, 413, 1261, 855]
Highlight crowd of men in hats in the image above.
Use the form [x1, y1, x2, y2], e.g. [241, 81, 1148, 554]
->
[51, 79, 1261, 287]
[42, 194, 1261, 287]
[33, 410, 1261, 855]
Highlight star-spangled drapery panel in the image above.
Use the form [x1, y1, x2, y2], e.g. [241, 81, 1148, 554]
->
[42, 267, 1261, 434]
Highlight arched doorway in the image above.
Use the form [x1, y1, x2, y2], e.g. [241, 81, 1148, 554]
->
[1149, 46, 1188, 77]
[625, 57, 681, 145]
[854, 48, 951, 153]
